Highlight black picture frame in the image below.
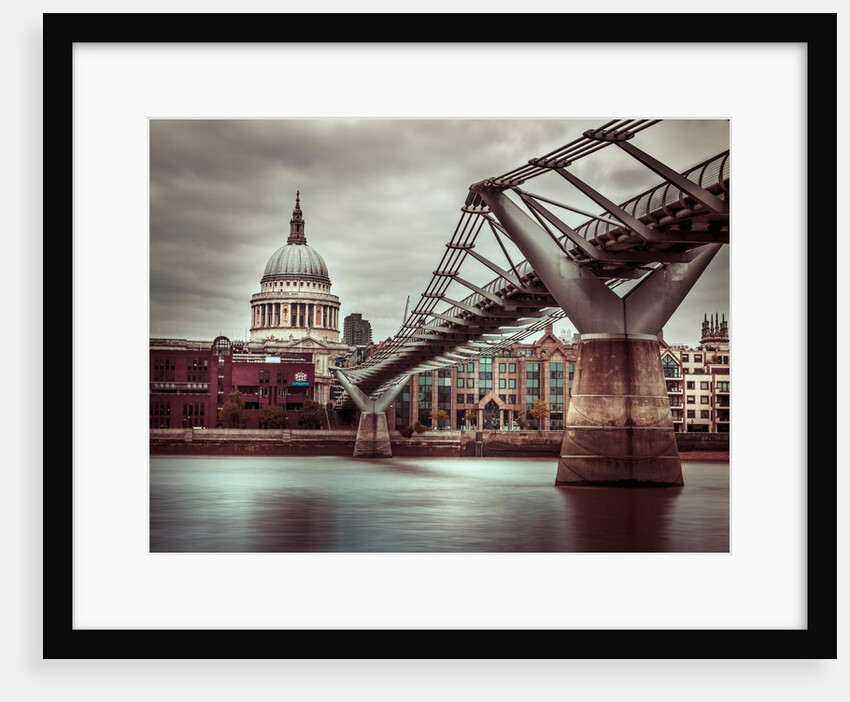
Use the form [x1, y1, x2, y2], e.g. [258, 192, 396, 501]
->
[44, 12, 837, 659]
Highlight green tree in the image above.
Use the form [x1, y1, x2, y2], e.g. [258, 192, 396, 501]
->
[297, 400, 324, 429]
[258, 404, 288, 429]
[219, 391, 246, 428]
[529, 399, 550, 431]
[431, 408, 449, 430]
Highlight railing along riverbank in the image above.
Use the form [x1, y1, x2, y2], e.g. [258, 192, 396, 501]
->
[150, 428, 729, 459]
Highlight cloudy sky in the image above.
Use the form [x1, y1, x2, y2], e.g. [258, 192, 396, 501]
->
[150, 119, 729, 348]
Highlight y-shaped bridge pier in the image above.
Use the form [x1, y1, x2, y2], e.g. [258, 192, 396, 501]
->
[334, 370, 410, 457]
[335, 120, 729, 484]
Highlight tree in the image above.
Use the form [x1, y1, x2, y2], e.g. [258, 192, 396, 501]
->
[514, 412, 527, 430]
[529, 399, 550, 431]
[413, 421, 428, 434]
[297, 400, 324, 429]
[463, 409, 477, 430]
[258, 404, 288, 429]
[219, 391, 246, 428]
[431, 408, 449, 430]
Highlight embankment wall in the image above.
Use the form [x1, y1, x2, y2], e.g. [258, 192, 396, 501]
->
[150, 428, 728, 458]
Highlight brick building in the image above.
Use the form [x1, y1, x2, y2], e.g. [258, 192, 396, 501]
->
[150, 336, 315, 429]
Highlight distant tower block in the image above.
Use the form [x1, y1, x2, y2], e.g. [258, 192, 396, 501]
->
[343, 313, 373, 346]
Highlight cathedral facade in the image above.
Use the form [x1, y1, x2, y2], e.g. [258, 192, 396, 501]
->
[245, 192, 353, 405]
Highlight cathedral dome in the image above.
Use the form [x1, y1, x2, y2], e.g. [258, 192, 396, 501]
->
[250, 191, 341, 345]
[260, 190, 330, 283]
[263, 243, 329, 282]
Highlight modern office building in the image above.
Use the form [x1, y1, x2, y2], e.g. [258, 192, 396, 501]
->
[365, 316, 730, 434]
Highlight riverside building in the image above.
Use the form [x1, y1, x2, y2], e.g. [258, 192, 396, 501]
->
[149, 336, 315, 429]
[364, 316, 730, 434]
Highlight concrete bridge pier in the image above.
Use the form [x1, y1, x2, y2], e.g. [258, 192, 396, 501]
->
[334, 370, 410, 458]
[477, 187, 723, 486]
[559, 333, 683, 486]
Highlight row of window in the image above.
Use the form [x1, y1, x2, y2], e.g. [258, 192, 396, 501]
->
[670, 409, 730, 421]
[264, 280, 331, 291]
[451, 361, 575, 375]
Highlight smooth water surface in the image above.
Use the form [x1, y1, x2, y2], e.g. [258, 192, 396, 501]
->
[150, 456, 729, 553]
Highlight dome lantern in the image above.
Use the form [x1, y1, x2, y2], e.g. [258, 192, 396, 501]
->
[262, 191, 330, 283]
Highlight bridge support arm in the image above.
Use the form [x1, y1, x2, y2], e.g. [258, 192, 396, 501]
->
[334, 370, 411, 458]
[473, 188, 723, 487]
[475, 188, 625, 333]
[623, 244, 723, 334]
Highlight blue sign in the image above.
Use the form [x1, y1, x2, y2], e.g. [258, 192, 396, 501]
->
[292, 381, 310, 387]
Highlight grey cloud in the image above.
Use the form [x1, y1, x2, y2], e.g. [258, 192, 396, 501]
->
[150, 119, 729, 347]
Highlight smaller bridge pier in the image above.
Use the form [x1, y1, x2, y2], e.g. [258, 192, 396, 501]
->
[334, 370, 410, 458]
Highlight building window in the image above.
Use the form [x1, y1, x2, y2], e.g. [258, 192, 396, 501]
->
[687, 410, 695, 418]
[701, 410, 710, 419]
[499, 363, 506, 373]
[394, 389, 410, 429]
[694, 354, 703, 363]
[717, 381, 729, 392]
[457, 378, 464, 388]
[499, 378, 506, 389]
[700, 381, 710, 390]
[456, 394, 465, 405]
[661, 354, 679, 378]
[509, 363, 516, 373]
[686, 381, 695, 389]
[508, 379, 516, 389]
[687, 396, 695, 404]
[701, 396, 710, 404]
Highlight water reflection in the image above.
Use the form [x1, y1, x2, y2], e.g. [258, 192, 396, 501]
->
[149, 457, 728, 553]
[557, 486, 682, 552]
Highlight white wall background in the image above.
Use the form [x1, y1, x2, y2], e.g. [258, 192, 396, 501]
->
[4, 2, 846, 701]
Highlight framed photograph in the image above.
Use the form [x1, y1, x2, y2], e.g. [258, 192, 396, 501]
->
[46, 13, 836, 658]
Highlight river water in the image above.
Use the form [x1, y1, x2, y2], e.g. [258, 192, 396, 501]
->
[150, 456, 729, 553]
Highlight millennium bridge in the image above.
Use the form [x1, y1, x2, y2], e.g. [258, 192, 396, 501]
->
[334, 119, 729, 487]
